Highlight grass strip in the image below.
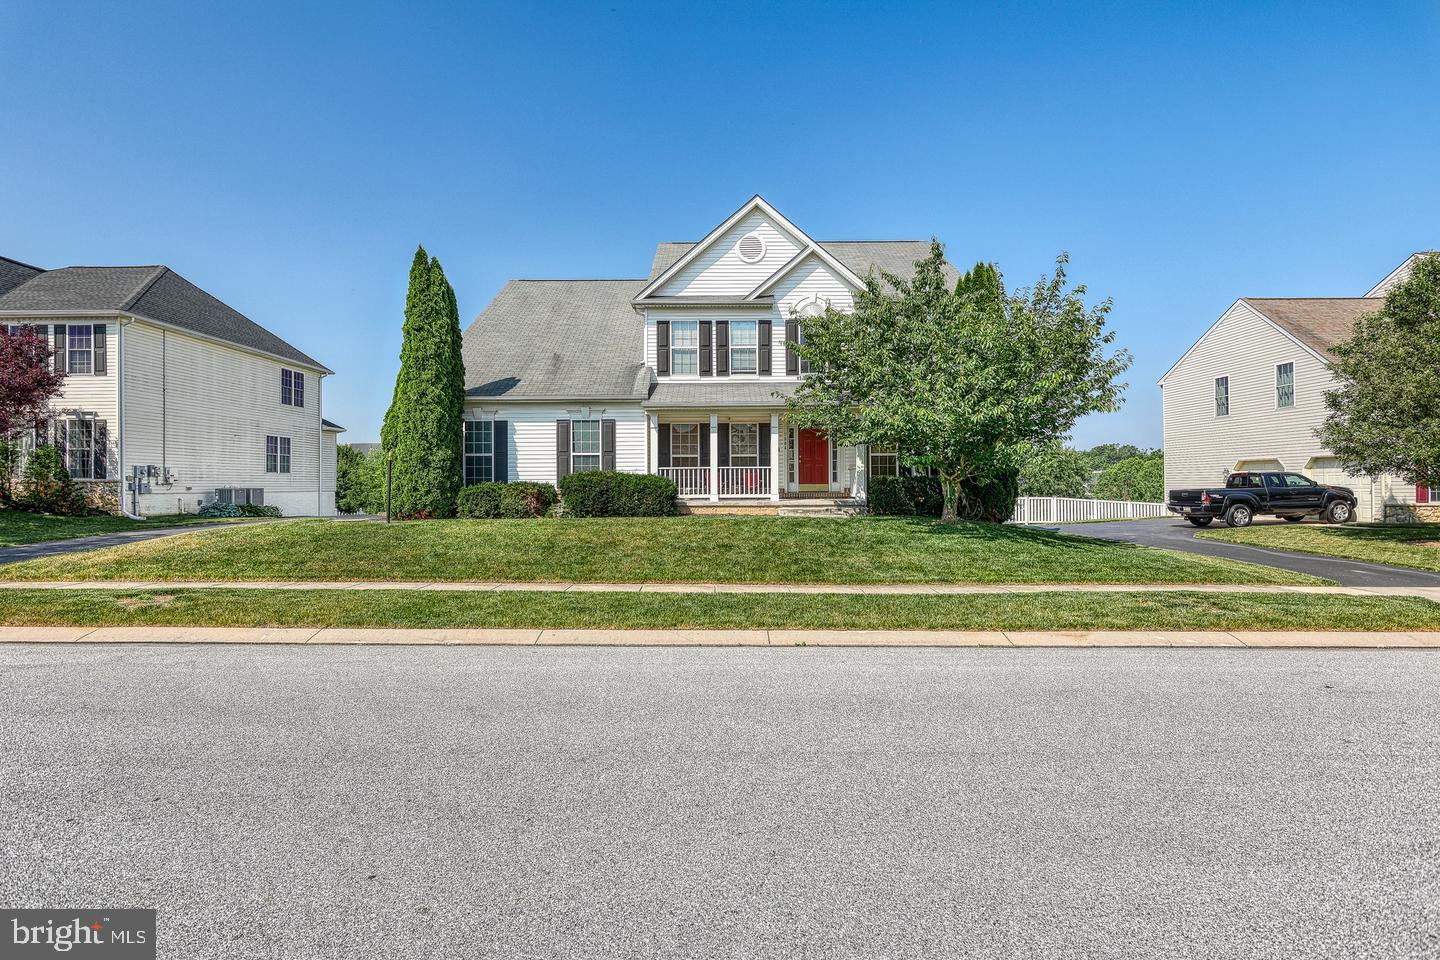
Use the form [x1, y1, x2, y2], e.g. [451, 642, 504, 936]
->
[0, 589, 1435, 632]
[0, 510, 230, 548]
[0, 517, 1324, 585]
[1200, 522, 1440, 574]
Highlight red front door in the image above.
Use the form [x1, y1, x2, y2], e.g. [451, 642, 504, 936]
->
[798, 429, 828, 486]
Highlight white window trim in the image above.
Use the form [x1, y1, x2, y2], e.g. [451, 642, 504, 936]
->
[728, 422, 759, 467]
[1275, 362, 1295, 409]
[670, 320, 700, 378]
[464, 419, 495, 485]
[1214, 376, 1230, 418]
[670, 423, 701, 467]
[729, 320, 759, 376]
[571, 418, 602, 473]
[266, 435, 292, 474]
[64, 418, 96, 480]
[66, 324, 94, 375]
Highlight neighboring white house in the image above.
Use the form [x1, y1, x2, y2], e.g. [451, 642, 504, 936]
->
[460, 196, 956, 508]
[0, 255, 340, 517]
[1159, 252, 1437, 522]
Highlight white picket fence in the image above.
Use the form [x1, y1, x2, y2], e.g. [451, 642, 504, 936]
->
[1011, 496, 1169, 524]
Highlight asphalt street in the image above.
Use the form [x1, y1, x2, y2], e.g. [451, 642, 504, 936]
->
[2, 644, 1436, 959]
[1048, 517, 1440, 587]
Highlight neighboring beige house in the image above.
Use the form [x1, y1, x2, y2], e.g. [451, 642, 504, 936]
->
[0, 255, 340, 517]
[460, 195, 957, 512]
[1159, 252, 1437, 522]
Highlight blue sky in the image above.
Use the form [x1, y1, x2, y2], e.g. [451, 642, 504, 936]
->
[4, 1, 1437, 446]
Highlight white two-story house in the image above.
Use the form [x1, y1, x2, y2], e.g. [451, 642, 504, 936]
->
[1159, 252, 1436, 522]
[0, 255, 341, 517]
[460, 196, 956, 509]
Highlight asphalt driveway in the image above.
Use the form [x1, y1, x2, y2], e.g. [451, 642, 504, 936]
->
[1047, 517, 1440, 587]
[2, 644, 1436, 959]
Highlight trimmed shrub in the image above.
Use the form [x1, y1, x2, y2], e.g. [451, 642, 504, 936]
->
[456, 482, 505, 519]
[238, 503, 282, 518]
[558, 471, 678, 517]
[21, 445, 86, 516]
[456, 481, 556, 519]
[199, 502, 243, 518]
[868, 468, 1018, 523]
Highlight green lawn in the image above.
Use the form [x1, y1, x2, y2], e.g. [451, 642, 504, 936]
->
[1200, 522, 1440, 573]
[0, 516, 1324, 585]
[0, 588, 1432, 631]
[0, 509, 228, 548]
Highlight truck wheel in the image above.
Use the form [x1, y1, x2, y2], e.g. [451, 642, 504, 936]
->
[1324, 501, 1354, 524]
[1224, 504, 1253, 528]
[1187, 517, 1213, 527]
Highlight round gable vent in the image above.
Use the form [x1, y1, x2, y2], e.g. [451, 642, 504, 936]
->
[737, 233, 766, 263]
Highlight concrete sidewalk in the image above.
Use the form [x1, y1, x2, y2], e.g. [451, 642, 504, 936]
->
[2, 578, 1440, 599]
[4, 625, 1439, 648]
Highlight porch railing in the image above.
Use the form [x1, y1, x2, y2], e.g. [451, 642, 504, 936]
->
[718, 466, 771, 498]
[658, 466, 774, 498]
[659, 466, 709, 497]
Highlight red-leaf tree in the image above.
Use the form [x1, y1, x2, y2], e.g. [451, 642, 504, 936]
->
[0, 326, 66, 437]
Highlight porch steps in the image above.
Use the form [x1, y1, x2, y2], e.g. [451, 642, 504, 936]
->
[677, 498, 864, 517]
[778, 500, 863, 518]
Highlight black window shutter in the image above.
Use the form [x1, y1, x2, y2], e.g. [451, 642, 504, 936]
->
[658, 424, 671, 468]
[493, 420, 508, 482]
[718, 422, 730, 467]
[94, 421, 108, 479]
[555, 420, 571, 479]
[93, 324, 107, 375]
[758, 423, 771, 467]
[601, 419, 616, 472]
[715, 321, 729, 376]
[53, 325, 67, 374]
[785, 319, 799, 375]
[699, 321, 712, 377]
[699, 424, 710, 468]
[758, 319, 772, 375]
[656, 321, 670, 377]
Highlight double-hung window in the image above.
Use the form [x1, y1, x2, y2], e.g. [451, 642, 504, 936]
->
[1275, 362, 1294, 408]
[730, 321, 758, 374]
[266, 435, 291, 473]
[67, 325, 93, 375]
[670, 321, 699, 376]
[463, 420, 494, 485]
[729, 423, 759, 466]
[281, 369, 306, 407]
[64, 419, 94, 479]
[571, 419, 601, 473]
[1214, 377, 1229, 417]
[869, 447, 899, 477]
[670, 423, 700, 467]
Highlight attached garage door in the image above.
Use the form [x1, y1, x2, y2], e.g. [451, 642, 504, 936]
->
[1307, 457, 1378, 521]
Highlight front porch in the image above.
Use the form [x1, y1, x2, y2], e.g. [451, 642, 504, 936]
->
[645, 409, 869, 504]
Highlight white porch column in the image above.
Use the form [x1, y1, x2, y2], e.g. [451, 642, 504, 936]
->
[647, 414, 658, 474]
[769, 413, 781, 502]
[709, 414, 719, 502]
[855, 443, 868, 503]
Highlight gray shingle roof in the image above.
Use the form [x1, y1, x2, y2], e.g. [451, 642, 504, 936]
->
[643, 381, 796, 408]
[464, 279, 651, 400]
[0, 262, 328, 371]
[1243, 298, 1380, 359]
[321, 419, 346, 431]
[650, 240, 959, 286]
[0, 256, 44, 297]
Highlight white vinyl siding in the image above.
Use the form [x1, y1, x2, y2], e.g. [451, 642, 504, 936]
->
[654, 210, 803, 297]
[463, 403, 648, 485]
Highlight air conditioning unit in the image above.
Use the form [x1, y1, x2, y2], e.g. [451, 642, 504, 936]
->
[215, 487, 265, 506]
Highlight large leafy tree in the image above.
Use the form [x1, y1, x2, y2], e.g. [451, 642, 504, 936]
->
[1319, 254, 1440, 486]
[0, 325, 65, 437]
[1018, 442, 1093, 498]
[381, 247, 466, 518]
[786, 244, 1130, 521]
[1092, 452, 1164, 502]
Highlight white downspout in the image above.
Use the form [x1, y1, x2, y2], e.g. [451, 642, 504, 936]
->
[116, 315, 143, 520]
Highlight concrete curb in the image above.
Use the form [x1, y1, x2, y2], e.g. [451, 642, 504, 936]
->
[2, 580, 1440, 599]
[4, 626, 1438, 648]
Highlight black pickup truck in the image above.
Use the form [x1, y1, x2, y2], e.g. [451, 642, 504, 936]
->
[1167, 471, 1358, 527]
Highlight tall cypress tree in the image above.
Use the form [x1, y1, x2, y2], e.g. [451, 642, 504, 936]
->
[381, 246, 466, 517]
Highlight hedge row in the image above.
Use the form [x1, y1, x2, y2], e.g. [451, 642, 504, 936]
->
[868, 471, 1018, 523]
[455, 472, 679, 519]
